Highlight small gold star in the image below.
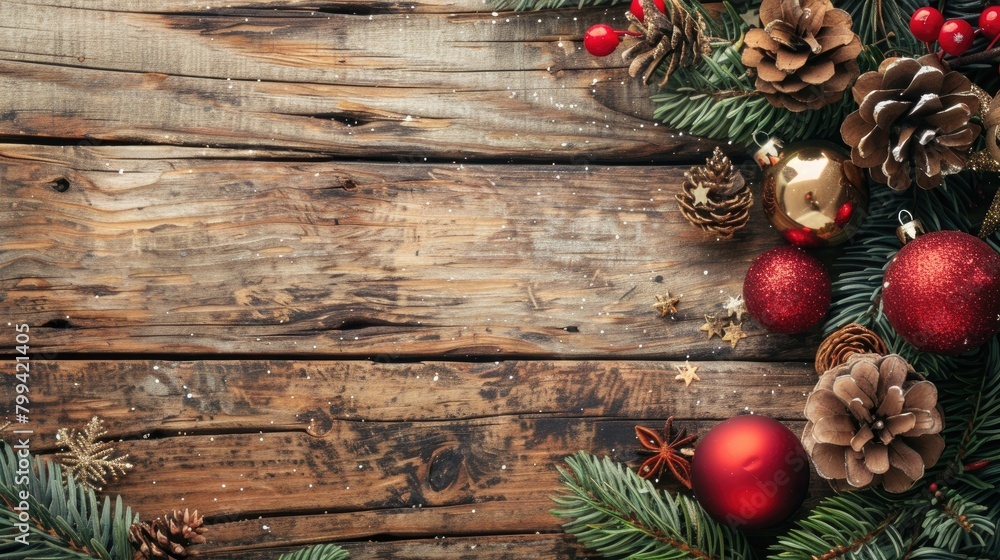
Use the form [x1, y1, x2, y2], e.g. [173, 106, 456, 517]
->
[699, 314, 725, 340]
[723, 295, 748, 322]
[674, 361, 700, 387]
[653, 292, 681, 317]
[691, 183, 712, 206]
[722, 322, 748, 348]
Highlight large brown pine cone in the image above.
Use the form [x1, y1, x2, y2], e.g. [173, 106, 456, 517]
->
[130, 509, 207, 560]
[741, 0, 862, 112]
[841, 55, 981, 191]
[802, 354, 944, 493]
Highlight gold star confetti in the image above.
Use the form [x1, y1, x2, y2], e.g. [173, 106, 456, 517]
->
[674, 361, 700, 386]
[699, 314, 725, 340]
[723, 295, 748, 322]
[722, 322, 748, 348]
[691, 183, 712, 206]
[653, 292, 681, 317]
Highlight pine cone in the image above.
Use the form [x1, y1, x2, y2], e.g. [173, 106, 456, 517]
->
[130, 509, 207, 560]
[622, 0, 710, 86]
[675, 148, 752, 238]
[741, 0, 862, 112]
[841, 55, 981, 191]
[814, 323, 888, 375]
[802, 354, 944, 493]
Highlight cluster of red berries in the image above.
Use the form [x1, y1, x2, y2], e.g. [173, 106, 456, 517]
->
[583, 0, 664, 56]
[909, 5, 1000, 56]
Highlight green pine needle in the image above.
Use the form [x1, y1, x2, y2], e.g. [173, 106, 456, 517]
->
[768, 493, 905, 559]
[277, 543, 351, 560]
[552, 451, 753, 559]
[0, 442, 137, 560]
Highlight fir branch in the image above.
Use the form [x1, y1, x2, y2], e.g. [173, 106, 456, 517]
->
[0, 442, 137, 560]
[768, 493, 905, 560]
[552, 451, 753, 560]
[277, 543, 351, 560]
[923, 488, 996, 551]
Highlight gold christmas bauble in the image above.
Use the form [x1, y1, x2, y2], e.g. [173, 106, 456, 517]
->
[757, 141, 869, 247]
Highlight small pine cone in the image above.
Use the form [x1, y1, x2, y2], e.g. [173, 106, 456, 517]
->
[130, 509, 206, 560]
[675, 149, 752, 239]
[741, 0, 862, 112]
[814, 323, 888, 375]
[700, 147, 746, 196]
[622, 0, 710, 86]
[803, 354, 945, 493]
[841, 54, 981, 191]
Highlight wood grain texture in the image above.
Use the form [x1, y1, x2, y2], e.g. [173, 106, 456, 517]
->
[0, 0, 706, 160]
[7, 359, 823, 554]
[0, 144, 820, 359]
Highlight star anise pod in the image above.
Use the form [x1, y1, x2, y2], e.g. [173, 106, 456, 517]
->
[635, 417, 697, 488]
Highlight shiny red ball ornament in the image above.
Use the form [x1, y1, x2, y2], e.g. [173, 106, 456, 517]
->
[909, 7, 945, 43]
[583, 24, 622, 57]
[882, 231, 1000, 354]
[980, 6, 1000, 39]
[938, 19, 975, 56]
[630, 0, 666, 22]
[743, 246, 831, 333]
[691, 416, 810, 531]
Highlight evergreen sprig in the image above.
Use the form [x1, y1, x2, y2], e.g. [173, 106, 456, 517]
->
[501, 0, 996, 145]
[0, 442, 136, 560]
[277, 543, 351, 560]
[552, 451, 753, 559]
[769, 493, 906, 559]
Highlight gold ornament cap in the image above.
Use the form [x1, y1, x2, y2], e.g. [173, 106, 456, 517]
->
[896, 210, 925, 245]
[753, 133, 783, 169]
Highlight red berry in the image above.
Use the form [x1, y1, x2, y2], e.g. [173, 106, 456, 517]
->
[630, 0, 666, 23]
[584, 23, 622, 57]
[910, 7, 945, 42]
[981, 6, 1000, 39]
[938, 19, 975, 56]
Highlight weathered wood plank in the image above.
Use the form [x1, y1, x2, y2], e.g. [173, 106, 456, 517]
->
[6, 358, 823, 553]
[0, 1, 698, 160]
[11, 360, 817, 441]
[0, 145, 820, 359]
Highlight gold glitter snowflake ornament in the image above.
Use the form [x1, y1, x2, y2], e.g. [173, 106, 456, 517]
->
[57, 416, 133, 492]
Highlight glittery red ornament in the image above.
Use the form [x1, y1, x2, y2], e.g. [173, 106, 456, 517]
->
[743, 246, 831, 333]
[882, 230, 1000, 354]
[691, 415, 810, 531]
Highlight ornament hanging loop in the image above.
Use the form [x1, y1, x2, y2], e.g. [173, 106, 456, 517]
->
[896, 210, 925, 245]
[752, 132, 783, 169]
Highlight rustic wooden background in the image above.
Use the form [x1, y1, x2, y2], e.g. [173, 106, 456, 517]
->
[0, 1, 827, 558]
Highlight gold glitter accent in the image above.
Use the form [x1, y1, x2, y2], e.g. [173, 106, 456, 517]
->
[981, 187, 1000, 239]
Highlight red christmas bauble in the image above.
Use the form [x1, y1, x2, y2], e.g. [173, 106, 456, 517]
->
[743, 246, 831, 333]
[882, 231, 1000, 354]
[691, 415, 810, 530]
[909, 7, 945, 43]
[938, 19, 975, 56]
